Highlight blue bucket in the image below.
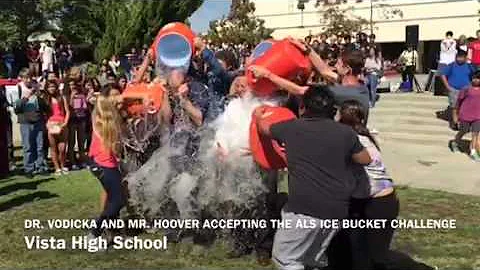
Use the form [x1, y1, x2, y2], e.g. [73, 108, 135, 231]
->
[156, 34, 192, 69]
[252, 41, 275, 60]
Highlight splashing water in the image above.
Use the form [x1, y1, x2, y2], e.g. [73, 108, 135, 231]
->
[125, 93, 278, 223]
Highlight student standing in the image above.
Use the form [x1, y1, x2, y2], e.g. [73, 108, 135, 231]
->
[255, 85, 372, 269]
[467, 30, 480, 67]
[14, 69, 49, 177]
[67, 80, 89, 169]
[364, 47, 383, 108]
[45, 81, 70, 175]
[438, 31, 457, 70]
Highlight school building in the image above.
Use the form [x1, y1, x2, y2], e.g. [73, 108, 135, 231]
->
[251, 0, 480, 71]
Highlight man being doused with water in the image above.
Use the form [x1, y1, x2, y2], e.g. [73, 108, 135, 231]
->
[124, 68, 211, 237]
[211, 75, 286, 264]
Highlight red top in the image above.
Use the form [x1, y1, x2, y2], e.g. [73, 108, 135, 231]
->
[89, 131, 119, 168]
[468, 40, 480, 65]
[48, 99, 66, 123]
[27, 48, 39, 62]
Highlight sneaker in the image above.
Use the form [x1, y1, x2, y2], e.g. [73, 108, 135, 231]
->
[62, 167, 69, 174]
[54, 169, 62, 176]
[71, 165, 79, 171]
[470, 152, 480, 162]
[448, 140, 460, 153]
[81, 163, 90, 169]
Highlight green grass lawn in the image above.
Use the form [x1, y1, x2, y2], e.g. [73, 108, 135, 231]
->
[0, 170, 479, 269]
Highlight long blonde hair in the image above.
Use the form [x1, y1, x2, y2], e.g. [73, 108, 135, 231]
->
[93, 94, 123, 155]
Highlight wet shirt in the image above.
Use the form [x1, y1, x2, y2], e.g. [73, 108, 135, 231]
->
[169, 81, 210, 134]
[270, 118, 365, 219]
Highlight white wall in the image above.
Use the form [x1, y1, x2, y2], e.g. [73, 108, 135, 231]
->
[252, 0, 480, 42]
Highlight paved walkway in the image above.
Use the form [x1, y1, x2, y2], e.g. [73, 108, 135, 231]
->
[370, 91, 480, 196]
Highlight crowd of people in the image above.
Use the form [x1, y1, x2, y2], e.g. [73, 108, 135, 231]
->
[1, 24, 479, 270]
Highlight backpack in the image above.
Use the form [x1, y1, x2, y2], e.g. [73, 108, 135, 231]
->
[71, 94, 88, 118]
[13, 85, 24, 114]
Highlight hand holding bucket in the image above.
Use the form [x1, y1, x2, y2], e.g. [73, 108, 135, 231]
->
[150, 22, 196, 70]
[122, 83, 165, 116]
[246, 38, 312, 97]
[249, 105, 296, 170]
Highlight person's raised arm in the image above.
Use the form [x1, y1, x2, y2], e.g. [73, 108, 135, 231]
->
[254, 106, 272, 137]
[134, 49, 152, 83]
[288, 38, 339, 82]
[177, 83, 203, 127]
[249, 65, 308, 96]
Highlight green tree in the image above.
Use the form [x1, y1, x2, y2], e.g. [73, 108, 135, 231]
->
[311, 0, 402, 35]
[0, 0, 202, 61]
[320, 6, 369, 37]
[206, 0, 273, 47]
[0, 0, 55, 48]
[60, 0, 203, 61]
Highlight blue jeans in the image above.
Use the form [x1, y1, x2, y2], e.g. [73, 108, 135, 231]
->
[4, 61, 13, 79]
[367, 74, 379, 108]
[20, 122, 46, 173]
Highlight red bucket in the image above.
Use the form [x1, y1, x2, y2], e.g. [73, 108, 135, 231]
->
[246, 38, 311, 97]
[150, 22, 196, 68]
[122, 83, 165, 116]
[249, 106, 296, 170]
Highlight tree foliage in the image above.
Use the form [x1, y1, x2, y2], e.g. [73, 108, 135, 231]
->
[305, 0, 402, 36]
[206, 0, 273, 47]
[320, 6, 369, 36]
[0, 0, 54, 49]
[0, 0, 203, 61]
[60, 0, 203, 61]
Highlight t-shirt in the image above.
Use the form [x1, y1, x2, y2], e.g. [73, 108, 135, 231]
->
[329, 84, 370, 118]
[27, 48, 39, 62]
[468, 40, 480, 65]
[439, 39, 457, 65]
[270, 118, 365, 219]
[441, 62, 475, 90]
[41, 46, 54, 65]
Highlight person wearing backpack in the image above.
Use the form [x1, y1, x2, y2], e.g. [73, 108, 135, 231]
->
[14, 68, 49, 177]
[67, 80, 89, 170]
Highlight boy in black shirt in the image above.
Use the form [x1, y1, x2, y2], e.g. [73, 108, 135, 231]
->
[255, 85, 371, 269]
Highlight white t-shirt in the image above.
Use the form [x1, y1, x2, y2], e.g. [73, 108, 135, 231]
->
[439, 38, 457, 65]
[41, 46, 55, 65]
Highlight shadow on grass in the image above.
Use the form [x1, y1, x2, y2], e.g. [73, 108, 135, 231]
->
[0, 178, 54, 196]
[0, 191, 58, 211]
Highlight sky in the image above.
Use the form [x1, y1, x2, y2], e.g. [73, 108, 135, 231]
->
[189, 0, 232, 34]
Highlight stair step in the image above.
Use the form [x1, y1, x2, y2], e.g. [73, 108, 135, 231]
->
[378, 92, 447, 101]
[370, 116, 449, 127]
[370, 124, 456, 136]
[376, 100, 447, 110]
[371, 107, 440, 118]
[377, 131, 470, 147]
